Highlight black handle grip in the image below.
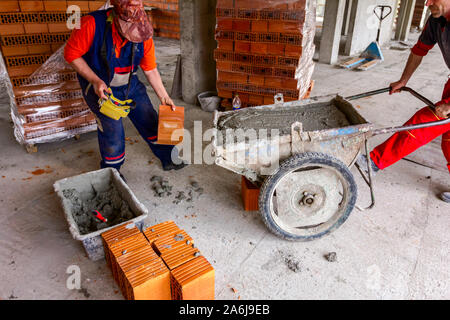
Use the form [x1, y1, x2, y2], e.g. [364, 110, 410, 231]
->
[374, 5, 392, 21]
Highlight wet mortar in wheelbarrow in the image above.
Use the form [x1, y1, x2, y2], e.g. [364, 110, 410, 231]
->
[213, 94, 374, 241]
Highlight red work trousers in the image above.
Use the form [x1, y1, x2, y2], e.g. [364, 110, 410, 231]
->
[371, 79, 450, 173]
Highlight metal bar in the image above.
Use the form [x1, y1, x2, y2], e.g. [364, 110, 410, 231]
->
[372, 117, 450, 136]
[346, 86, 437, 109]
[365, 139, 375, 210]
[399, 87, 437, 110]
[354, 161, 371, 186]
[346, 86, 448, 137]
[345, 87, 390, 100]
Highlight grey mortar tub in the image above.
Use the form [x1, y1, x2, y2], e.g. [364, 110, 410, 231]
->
[54, 168, 149, 261]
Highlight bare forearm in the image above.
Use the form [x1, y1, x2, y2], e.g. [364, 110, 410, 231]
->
[70, 57, 103, 85]
[399, 52, 423, 84]
[70, 57, 109, 99]
[144, 68, 169, 101]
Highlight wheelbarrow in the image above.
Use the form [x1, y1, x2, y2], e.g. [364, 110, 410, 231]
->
[212, 88, 450, 241]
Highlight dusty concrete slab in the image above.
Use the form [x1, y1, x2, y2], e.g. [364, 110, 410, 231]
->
[0, 35, 449, 300]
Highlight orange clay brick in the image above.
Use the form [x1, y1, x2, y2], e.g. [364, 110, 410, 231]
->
[268, 43, 286, 56]
[0, 24, 25, 35]
[143, 221, 181, 245]
[217, 71, 247, 84]
[67, 1, 90, 11]
[217, 18, 233, 30]
[124, 258, 171, 300]
[248, 94, 264, 105]
[160, 242, 200, 270]
[251, 20, 268, 33]
[250, 43, 267, 55]
[0, 1, 20, 12]
[152, 230, 193, 255]
[285, 44, 303, 58]
[216, 60, 233, 72]
[248, 75, 265, 86]
[24, 23, 49, 34]
[263, 95, 275, 105]
[109, 233, 150, 283]
[216, 40, 234, 51]
[216, 0, 233, 8]
[1, 46, 29, 56]
[47, 22, 69, 33]
[43, 0, 68, 11]
[89, 1, 105, 11]
[116, 244, 159, 297]
[171, 256, 215, 300]
[101, 223, 142, 269]
[7, 65, 39, 77]
[234, 41, 250, 53]
[27, 44, 52, 54]
[19, 1, 44, 12]
[232, 20, 250, 32]
[217, 89, 233, 99]
[241, 176, 260, 211]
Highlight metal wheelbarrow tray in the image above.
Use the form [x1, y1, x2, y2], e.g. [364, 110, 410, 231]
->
[212, 88, 450, 241]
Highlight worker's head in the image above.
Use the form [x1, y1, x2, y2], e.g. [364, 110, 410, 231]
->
[426, 0, 450, 18]
[110, 0, 153, 43]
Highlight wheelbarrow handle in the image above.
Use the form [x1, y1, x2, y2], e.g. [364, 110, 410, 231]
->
[346, 87, 450, 136]
[346, 86, 437, 110]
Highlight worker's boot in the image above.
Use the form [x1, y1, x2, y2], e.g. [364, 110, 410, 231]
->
[440, 192, 450, 203]
[163, 160, 188, 171]
[355, 154, 380, 177]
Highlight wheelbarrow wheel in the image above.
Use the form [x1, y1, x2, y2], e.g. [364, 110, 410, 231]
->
[258, 152, 357, 241]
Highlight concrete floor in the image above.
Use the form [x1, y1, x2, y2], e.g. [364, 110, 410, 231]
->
[0, 34, 449, 300]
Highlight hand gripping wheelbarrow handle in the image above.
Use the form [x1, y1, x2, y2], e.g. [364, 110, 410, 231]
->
[346, 86, 450, 136]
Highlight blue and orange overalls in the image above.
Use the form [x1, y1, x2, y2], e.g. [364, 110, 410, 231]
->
[64, 9, 174, 170]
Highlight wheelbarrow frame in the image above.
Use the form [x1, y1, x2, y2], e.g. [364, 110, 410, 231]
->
[346, 87, 450, 209]
[212, 87, 450, 240]
[213, 94, 374, 183]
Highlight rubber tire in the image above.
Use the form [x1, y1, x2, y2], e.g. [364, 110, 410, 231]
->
[258, 152, 357, 241]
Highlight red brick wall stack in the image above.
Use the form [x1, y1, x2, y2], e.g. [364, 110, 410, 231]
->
[0, 1, 105, 146]
[214, 0, 316, 109]
[143, 0, 180, 39]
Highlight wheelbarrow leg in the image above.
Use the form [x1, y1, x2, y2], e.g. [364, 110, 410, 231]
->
[355, 138, 376, 211]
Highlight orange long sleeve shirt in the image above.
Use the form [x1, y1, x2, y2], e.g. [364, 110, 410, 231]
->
[64, 14, 157, 71]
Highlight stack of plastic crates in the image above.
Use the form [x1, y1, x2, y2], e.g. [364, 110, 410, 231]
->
[214, 0, 316, 109]
[0, 1, 105, 150]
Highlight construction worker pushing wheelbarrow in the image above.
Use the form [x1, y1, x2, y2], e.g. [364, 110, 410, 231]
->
[64, 0, 187, 180]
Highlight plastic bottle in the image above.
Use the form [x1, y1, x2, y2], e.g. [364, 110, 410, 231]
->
[232, 94, 241, 110]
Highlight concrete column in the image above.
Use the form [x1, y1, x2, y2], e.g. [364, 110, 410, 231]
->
[394, 0, 416, 41]
[319, 0, 346, 64]
[341, 0, 353, 36]
[179, 0, 217, 104]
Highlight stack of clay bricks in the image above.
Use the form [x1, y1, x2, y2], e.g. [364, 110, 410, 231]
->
[102, 221, 215, 300]
[0, 1, 105, 148]
[143, 0, 179, 39]
[214, 0, 315, 109]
